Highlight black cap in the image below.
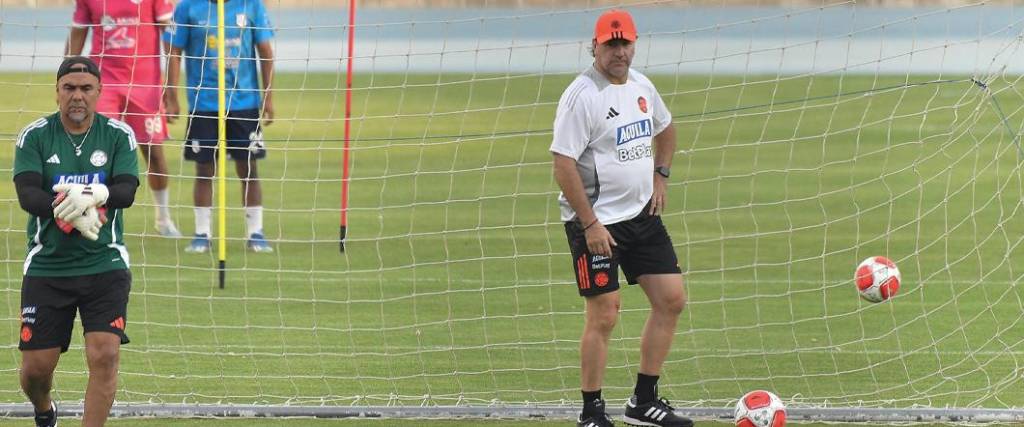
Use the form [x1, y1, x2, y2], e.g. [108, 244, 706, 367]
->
[57, 56, 101, 82]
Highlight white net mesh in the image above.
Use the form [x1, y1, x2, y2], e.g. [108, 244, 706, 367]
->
[0, 0, 1021, 414]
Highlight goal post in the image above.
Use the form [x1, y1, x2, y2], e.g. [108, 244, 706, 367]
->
[0, 1, 1022, 422]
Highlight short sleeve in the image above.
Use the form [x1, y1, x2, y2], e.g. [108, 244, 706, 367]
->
[648, 84, 672, 136]
[72, 0, 92, 27]
[170, 1, 190, 49]
[154, 0, 174, 23]
[108, 120, 140, 179]
[13, 121, 45, 178]
[251, 0, 274, 44]
[550, 84, 592, 160]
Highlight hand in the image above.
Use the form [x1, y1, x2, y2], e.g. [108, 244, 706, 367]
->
[649, 174, 668, 216]
[56, 206, 106, 235]
[584, 221, 617, 258]
[52, 183, 109, 221]
[163, 90, 180, 124]
[261, 97, 274, 126]
[70, 207, 103, 241]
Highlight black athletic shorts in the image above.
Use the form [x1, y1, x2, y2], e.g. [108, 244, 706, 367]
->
[564, 206, 681, 297]
[19, 269, 131, 353]
[184, 109, 265, 163]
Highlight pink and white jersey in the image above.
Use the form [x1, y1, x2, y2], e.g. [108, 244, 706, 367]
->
[73, 0, 173, 89]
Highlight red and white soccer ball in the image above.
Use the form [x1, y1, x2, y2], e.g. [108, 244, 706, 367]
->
[734, 390, 786, 427]
[855, 256, 901, 303]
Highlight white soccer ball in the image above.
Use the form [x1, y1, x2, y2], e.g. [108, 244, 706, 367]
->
[855, 256, 901, 303]
[734, 390, 786, 427]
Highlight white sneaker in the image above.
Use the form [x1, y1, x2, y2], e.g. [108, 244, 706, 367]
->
[155, 220, 182, 237]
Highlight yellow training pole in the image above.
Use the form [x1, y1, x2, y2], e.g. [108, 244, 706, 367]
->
[216, 0, 227, 288]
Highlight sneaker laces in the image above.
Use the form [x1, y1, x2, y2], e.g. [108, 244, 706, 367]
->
[654, 396, 676, 412]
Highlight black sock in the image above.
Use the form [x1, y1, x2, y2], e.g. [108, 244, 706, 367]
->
[582, 389, 604, 416]
[34, 404, 55, 425]
[634, 373, 659, 403]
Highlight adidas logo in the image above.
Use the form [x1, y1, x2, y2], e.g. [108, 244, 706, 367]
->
[46, 154, 60, 164]
[605, 107, 619, 120]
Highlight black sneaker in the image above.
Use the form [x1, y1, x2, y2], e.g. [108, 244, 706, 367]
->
[623, 395, 692, 427]
[578, 411, 616, 427]
[34, 400, 57, 427]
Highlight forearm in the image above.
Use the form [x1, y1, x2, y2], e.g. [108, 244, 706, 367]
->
[652, 123, 677, 168]
[66, 27, 88, 56]
[105, 175, 140, 209]
[256, 43, 274, 100]
[166, 49, 181, 89]
[14, 172, 55, 218]
[259, 60, 273, 106]
[552, 154, 598, 224]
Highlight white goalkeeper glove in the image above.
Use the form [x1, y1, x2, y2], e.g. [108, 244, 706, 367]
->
[70, 207, 104, 241]
[52, 182, 109, 221]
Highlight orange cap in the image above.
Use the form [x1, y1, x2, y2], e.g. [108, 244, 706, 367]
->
[594, 9, 637, 44]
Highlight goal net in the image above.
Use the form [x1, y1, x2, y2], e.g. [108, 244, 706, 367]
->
[0, 0, 1022, 421]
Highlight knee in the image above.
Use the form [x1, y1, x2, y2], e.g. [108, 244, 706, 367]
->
[586, 299, 620, 334]
[657, 291, 687, 317]
[196, 164, 215, 179]
[20, 362, 53, 383]
[86, 345, 120, 373]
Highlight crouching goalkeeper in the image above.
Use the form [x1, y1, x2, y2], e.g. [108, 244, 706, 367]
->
[12, 56, 139, 427]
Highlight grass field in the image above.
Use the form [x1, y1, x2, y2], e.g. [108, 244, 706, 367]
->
[0, 69, 1022, 425]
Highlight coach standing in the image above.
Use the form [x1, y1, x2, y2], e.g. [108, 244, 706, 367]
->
[13, 56, 139, 427]
[550, 9, 691, 427]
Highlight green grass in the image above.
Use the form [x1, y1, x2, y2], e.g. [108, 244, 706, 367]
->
[0, 422, 969, 427]
[0, 70, 1022, 425]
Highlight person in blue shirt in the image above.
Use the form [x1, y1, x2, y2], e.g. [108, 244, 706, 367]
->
[164, 0, 275, 253]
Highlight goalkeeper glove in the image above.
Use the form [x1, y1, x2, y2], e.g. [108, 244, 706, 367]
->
[52, 182, 109, 221]
[68, 206, 106, 241]
[52, 192, 107, 237]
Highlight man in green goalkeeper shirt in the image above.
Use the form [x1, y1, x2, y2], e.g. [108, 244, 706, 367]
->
[12, 56, 139, 427]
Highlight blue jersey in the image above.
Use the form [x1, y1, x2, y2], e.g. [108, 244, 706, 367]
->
[170, 0, 273, 113]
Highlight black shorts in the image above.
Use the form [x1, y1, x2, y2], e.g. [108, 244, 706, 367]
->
[19, 269, 131, 353]
[184, 109, 265, 163]
[564, 207, 681, 297]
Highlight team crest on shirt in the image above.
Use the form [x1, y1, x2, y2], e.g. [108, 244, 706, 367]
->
[237, 13, 247, 27]
[637, 96, 648, 113]
[90, 150, 108, 167]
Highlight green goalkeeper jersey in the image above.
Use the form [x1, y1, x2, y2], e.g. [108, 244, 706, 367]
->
[13, 112, 139, 277]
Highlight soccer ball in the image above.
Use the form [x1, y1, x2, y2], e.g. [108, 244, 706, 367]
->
[734, 390, 786, 427]
[855, 256, 901, 303]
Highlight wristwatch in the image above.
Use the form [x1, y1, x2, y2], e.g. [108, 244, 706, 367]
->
[654, 166, 671, 178]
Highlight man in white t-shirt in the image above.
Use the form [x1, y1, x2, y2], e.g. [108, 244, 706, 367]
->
[550, 9, 691, 427]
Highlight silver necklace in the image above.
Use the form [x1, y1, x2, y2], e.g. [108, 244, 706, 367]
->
[64, 123, 92, 157]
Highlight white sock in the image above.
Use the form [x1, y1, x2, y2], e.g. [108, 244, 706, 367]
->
[153, 189, 171, 223]
[194, 207, 212, 236]
[245, 206, 263, 237]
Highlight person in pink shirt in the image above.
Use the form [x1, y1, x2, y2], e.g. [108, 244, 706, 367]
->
[66, 0, 181, 237]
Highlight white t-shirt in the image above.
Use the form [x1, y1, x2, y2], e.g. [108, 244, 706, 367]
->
[550, 66, 672, 225]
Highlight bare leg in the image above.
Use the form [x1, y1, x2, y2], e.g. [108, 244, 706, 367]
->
[580, 291, 620, 391]
[636, 274, 687, 376]
[234, 159, 262, 207]
[20, 348, 60, 413]
[82, 332, 121, 427]
[138, 143, 169, 191]
[194, 161, 215, 208]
